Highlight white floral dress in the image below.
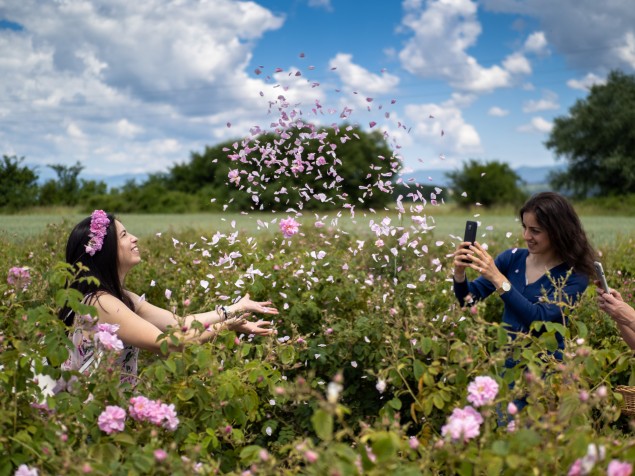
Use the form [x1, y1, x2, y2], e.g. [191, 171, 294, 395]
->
[62, 303, 139, 385]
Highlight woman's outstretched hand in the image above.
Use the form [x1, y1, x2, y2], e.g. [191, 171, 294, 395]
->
[224, 313, 247, 331]
[235, 319, 276, 336]
[232, 293, 279, 316]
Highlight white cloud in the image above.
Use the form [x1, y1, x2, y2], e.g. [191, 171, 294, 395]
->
[397, 0, 536, 93]
[503, 53, 532, 75]
[523, 31, 548, 54]
[617, 31, 635, 69]
[522, 90, 559, 113]
[115, 119, 144, 138]
[518, 116, 553, 134]
[67, 123, 85, 139]
[567, 73, 607, 91]
[329, 53, 400, 94]
[0, 0, 286, 175]
[308, 0, 333, 10]
[482, 0, 635, 73]
[488, 106, 509, 117]
[404, 97, 482, 155]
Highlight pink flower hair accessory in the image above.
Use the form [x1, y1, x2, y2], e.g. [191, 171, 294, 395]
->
[86, 210, 110, 256]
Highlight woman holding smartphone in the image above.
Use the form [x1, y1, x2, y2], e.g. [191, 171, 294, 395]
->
[452, 192, 597, 373]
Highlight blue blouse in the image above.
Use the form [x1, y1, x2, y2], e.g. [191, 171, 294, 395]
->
[453, 248, 589, 340]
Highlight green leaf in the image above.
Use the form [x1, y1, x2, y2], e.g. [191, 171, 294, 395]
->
[111, 433, 136, 445]
[371, 432, 399, 462]
[558, 393, 581, 421]
[583, 356, 600, 377]
[421, 337, 433, 355]
[486, 457, 504, 476]
[388, 398, 402, 410]
[177, 387, 195, 401]
[164, 359, 177, 374]
[201, 433, 219, 451]
[311, 409, 333, 441]
[240, 343, 252, 358]
[458, 461, 473, 476]
[575, 320, 588, 338]
[240, 445, 263, 464]
[491, 440, 509, 456]
[132, 454, 154, 473]
[432, 394, 445, 410]
[154, 365, 166, 382]
[279, 345, 296, 365]
[89, 443, 121, 462]
[497, 326, 508, 346]
[413, 359, 425, 380]
[506, 454, 526, 469]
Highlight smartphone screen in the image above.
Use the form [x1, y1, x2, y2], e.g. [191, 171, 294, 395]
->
[594, 261, 610, 294]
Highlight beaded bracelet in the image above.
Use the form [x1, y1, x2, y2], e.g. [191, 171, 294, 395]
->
[219, 305, 230, 321]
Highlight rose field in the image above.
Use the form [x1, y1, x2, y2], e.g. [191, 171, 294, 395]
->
[2, 210, 635, 476]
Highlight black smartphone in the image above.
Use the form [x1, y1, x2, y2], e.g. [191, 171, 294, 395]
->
[461, 220, 478, 263]
[594, 261, 610, 294]
[463, 220, 478, 245]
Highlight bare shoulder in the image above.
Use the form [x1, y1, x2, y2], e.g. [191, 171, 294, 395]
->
[91, 293, 134, 316]
[123, 289, 147, 311]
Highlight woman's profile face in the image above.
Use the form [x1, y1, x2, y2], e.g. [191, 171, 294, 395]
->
[521, 211, 553, 256]
[115, 220, 141, 274]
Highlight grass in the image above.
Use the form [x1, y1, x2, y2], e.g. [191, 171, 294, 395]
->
[0, 207, 633, 248]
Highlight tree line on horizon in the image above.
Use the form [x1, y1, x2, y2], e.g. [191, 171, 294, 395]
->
[1, 70, 634, 214]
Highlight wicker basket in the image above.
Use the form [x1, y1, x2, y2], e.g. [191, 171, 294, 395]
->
[615, 386, 635, 416]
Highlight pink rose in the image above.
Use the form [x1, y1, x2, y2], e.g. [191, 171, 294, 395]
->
[97, 405, 126, 434]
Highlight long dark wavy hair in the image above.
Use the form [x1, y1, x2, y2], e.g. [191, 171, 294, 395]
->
[58, 212, 134, 326]
[519, 192, 597, 278]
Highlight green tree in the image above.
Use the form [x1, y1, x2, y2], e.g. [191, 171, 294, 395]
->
[0, 155, 39, 211]
[446, 159, 526, 208]
[166, 123, 398, 211]
[38, 162, 84, 206]
[546, 70, 635, 198]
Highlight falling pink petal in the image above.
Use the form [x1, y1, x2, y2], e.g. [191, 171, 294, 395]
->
[366, 97, 373, 102]
[369, 121, 377, 128]
[226, 122, 231, 128]
[299, 52, 305, 58]
[254, 68, 262, 75]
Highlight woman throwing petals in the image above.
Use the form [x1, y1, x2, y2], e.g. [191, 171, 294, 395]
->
[58, 210, 278, 381]
[453, 192, 596, 370]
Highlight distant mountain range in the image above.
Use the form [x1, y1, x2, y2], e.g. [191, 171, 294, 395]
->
[33, 164, 564, 190]
[401, 164, 566, 188]
[34, 167, 149, 189]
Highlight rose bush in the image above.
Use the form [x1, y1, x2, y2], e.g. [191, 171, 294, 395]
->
[1, 222, 635, 475]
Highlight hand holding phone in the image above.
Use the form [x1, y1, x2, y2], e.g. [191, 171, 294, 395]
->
[461, 220, 478, 263]
[594, 261, 610, 294]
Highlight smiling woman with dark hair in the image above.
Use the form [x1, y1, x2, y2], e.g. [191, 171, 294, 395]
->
[58, 210, 278, 381]
[451, 192, 597, 411]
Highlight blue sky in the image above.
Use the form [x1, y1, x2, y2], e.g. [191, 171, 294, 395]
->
[0, 0, 633, 181]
